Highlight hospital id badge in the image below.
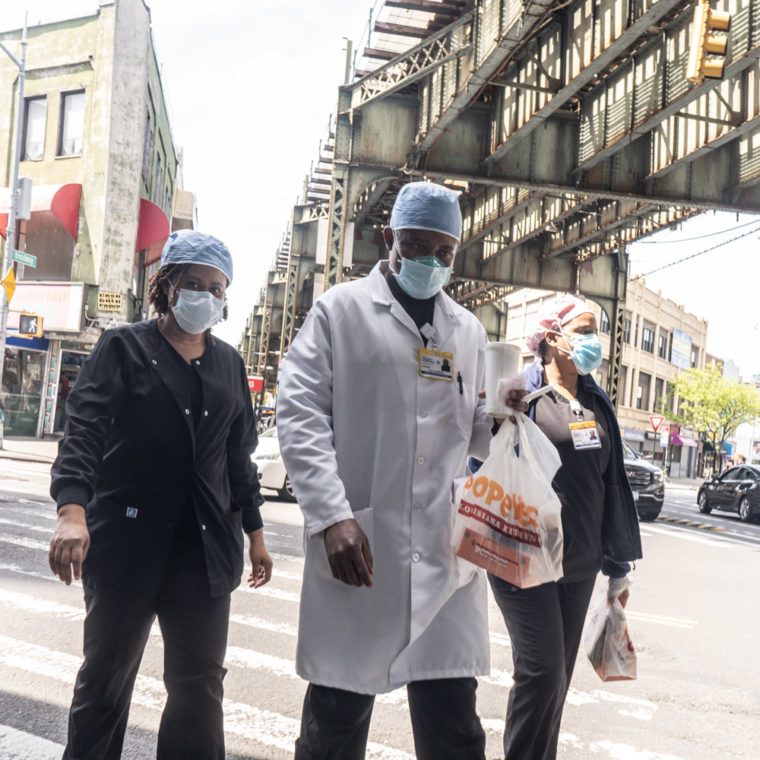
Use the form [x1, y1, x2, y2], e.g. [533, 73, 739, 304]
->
[418, 348, 454, 381]
[569, 420, 602, 450]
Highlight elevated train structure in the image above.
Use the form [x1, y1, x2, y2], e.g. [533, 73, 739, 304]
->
[239, 0, 760, 407]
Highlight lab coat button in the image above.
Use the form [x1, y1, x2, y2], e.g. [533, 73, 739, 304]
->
[417, 456, 425, 465]
[413, 501, 422, 510]
[412, 552, 421, 562]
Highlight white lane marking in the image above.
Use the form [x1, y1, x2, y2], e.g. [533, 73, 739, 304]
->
[566, 688, 657, 720]
[642, 523, 729, 547]
[239, 585, 300, 603]
[625, 610, 698, 629]
[0, 588, 83, 620]
[482, 668, 514, 689]
[0, 562, 70, 585]
[229, 613, 297, 637]
[489, 630, 511, 648]
[0, 535, 49, 552]
[0, 725, 62, 760]
[0, 635, 413, 759]
[588, 739, 683, 759]
[1, 505, 56, 521]
[0, 517, 52, 534]
[268, 551, 305, 564]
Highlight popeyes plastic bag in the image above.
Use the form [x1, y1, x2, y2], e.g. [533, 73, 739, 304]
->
[583, 578, 637, 682]
[452, 413, 563, 588]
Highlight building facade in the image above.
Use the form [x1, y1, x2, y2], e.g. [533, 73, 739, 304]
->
[501, 277, 708, 478]
[0, 0, 192, 438]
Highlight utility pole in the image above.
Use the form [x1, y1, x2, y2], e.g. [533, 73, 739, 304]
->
[0, 12, 28, 448]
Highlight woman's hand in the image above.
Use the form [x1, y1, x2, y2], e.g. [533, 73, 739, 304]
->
[247, 528, 273, 588]
[49, 504, 90, 585]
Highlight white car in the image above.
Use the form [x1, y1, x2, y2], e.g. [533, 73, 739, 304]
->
[252, 427, 296, 502]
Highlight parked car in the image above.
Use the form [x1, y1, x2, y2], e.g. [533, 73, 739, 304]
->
[251, 427, 296, 502]
[622, 441, 665, 521]
[697, 465, 760, 522]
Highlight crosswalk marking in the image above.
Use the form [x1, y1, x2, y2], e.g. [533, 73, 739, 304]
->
[0, 725, 62, 760]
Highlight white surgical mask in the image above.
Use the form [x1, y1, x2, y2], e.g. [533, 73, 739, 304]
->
[393, 255, 452, 299]
[171, 289, 224, 334]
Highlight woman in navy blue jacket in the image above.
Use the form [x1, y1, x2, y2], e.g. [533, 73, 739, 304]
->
[484, 295, 642, 760]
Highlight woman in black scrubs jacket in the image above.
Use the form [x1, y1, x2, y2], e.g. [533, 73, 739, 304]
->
[49, 230, 272, 760]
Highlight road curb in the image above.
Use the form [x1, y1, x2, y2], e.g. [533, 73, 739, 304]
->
[0, 451, 55, 465]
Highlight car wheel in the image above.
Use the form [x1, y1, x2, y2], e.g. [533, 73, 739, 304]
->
[738, 496, 753, 523]
[278, 476, 297, 503]
[638, 511, 659, 522]
[698, 492, 711, 514]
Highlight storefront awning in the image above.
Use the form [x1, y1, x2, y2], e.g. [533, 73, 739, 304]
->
[669, 433, 684, 446]
[0, 183, 82, 240]
[136, 199, 170, 266]
[681, 437, 698, 448]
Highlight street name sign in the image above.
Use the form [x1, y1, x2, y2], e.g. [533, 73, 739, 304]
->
[12, 249, 37, 268]
[649, 414, 665, 432]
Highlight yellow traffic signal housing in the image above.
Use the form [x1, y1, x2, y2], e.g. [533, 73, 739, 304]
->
[687, 1, 731, 84]
[18, 312, 43, 338]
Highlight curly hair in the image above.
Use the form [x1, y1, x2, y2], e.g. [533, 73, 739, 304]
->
[147, 264, 228, 322]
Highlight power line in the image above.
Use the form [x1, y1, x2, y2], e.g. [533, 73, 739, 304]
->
[634, 217, 760, 244]
[636, 225, 760, 277]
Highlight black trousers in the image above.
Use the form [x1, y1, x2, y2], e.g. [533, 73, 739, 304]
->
[488, 574, 597, 760]
[63, 550, 231, 760]
[294, 678, 486, 760]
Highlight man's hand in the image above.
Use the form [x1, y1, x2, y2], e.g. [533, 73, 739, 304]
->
[324, 518, 374, 587]
[478, 388, 530, 424]
[49, 504, 90, 585]
[247, 528, 273, 588]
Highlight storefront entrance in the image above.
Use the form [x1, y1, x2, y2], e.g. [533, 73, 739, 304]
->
[53, 350, 88, 432]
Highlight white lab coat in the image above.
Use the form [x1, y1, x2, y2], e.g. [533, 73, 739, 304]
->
[277, 261, 493, 694]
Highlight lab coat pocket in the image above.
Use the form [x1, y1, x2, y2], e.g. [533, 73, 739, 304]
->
[454, 378, 476, 436]
[309, 507, 375, 583]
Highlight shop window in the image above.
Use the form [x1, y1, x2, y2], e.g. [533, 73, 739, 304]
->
[1, 346, 46, 437]
[58, 90, 85, 156]
[22, 96, 46, 160]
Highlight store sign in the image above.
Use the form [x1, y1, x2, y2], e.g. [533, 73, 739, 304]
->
[671, 328, 692, 370]
[5, 281, 85, 332]
[97, 291, 123, 313]
[248, 376, 263, 392]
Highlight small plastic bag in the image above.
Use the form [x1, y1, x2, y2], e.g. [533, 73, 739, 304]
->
[583, 578, 637, 682]
[452, 413, 564, 588]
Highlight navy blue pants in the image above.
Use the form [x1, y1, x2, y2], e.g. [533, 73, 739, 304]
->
[63, 553, 230, 760]
[489, 574, 597, 760]
[294, 678, 486, 759]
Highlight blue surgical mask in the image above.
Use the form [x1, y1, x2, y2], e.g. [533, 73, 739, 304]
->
[559, 328, 603, 375]
[393, 256, 452, 300]
[171, 289, 224, 334]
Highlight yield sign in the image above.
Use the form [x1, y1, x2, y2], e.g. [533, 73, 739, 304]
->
[649, 414, 665, 433]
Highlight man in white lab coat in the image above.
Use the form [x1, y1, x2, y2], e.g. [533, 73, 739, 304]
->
[278, 182, 522, 759]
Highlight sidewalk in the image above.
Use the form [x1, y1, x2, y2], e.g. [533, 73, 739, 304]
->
[665, 476, 703, 491]
[0, 436, 59, 464]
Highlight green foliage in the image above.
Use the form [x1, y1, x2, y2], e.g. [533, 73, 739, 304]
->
[663, 367, 760, 450]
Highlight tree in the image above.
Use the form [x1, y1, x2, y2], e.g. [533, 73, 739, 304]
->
[661, 367, 760, 460]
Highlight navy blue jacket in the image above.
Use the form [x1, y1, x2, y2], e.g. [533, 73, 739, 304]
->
[524, 361, 641, 577]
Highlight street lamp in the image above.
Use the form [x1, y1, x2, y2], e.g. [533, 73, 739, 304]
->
[0, 12, 28, 448]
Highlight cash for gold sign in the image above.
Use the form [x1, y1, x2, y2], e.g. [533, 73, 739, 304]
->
[98, 291, 123, 312]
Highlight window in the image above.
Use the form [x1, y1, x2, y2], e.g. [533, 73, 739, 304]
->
[634, 316, 640, 347]
[619, 366, 628, 406]
[22, 96, 46, 160]
[658, 331, 669, 359]
[58, 90, 85, 156]
[636, 371, 651, 411]
[142, 111, 154, 185]
[691, 345, 699, 368]
[153, 154, 163, 204]
[600, 308, 610, 334]
[654, 378, 664, 411]
[623, 312, 632, 344]
[641, 322, 655, 353]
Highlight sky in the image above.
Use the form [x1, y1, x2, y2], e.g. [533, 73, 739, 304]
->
[4, 2, 760, 378]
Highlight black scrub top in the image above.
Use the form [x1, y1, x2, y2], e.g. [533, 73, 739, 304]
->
[533, 387, 611, 582]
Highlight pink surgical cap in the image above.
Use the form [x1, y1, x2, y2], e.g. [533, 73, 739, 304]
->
[526, 294, 595, 356]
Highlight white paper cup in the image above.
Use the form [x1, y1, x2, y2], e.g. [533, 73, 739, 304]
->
[484, 343, 520, 416]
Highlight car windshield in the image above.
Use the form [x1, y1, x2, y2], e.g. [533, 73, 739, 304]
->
[622, 441, 638, 459]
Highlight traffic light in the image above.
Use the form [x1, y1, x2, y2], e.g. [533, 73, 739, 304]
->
[687, 1, 731, 84]
[18, 312, 43, 338]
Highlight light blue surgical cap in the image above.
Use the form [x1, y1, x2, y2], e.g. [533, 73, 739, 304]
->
[389, 182, 462, 241]
[159, 230, 234, 284]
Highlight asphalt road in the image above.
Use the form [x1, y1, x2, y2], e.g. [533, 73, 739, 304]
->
[1, 460, 759, 760]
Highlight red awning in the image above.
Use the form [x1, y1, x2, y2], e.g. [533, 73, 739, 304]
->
[137, 198, 170, 266]
[0, 183, 82, 240]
